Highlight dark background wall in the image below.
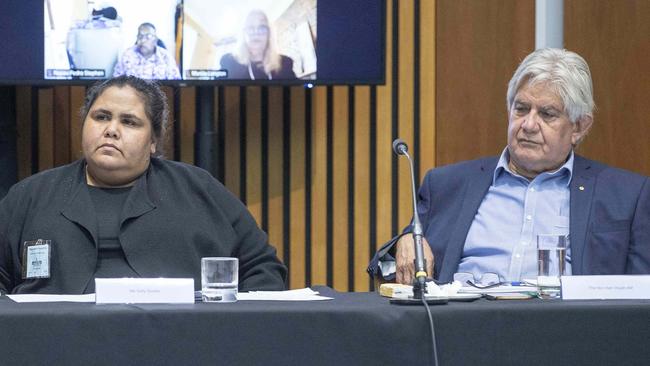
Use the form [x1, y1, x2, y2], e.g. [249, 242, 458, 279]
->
[2, 0, 648, 291]
[0, 87, 17, 198]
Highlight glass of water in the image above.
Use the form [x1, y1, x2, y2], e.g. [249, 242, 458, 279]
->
[537, 234, 567, 299]
[201, 257, 238, 303]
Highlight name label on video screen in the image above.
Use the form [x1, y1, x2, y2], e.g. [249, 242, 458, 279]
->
[186, 69, 228, 79]
[47, 69, 106, 78]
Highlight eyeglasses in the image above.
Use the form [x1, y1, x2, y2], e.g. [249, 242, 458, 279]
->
[136, 33, 156, 41]
[245, 25, 270, 35]
[453, 272, 505, 289]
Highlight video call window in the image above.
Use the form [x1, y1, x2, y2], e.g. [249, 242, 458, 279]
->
[43, 0, 315, 81]
[44, 0, 180, 80]
[182, 0, 317, 81]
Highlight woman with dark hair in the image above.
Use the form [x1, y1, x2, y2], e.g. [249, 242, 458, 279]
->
[0, 76, 286, 294]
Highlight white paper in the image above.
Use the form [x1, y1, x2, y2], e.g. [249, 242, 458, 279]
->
[561, 275, 650, 300]
[427, 281, 462, 297]
[7, 294, 96, 303]
[96, 278, 195, 304]
[237, 288, 333, 301]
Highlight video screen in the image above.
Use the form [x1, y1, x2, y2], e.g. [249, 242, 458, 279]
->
[182, 0, 317, 81]
[44, 0, 181, 80]
[0, 0, 382, 85]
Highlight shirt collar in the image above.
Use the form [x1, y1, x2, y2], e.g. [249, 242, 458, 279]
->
[493, 147, 574, 186]
[136, 46, 162, 62]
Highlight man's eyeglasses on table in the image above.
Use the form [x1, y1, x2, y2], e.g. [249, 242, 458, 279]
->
[453, 272, 506, 289]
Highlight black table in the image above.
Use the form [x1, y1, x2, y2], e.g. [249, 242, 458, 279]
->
[0, 287, 648, 366]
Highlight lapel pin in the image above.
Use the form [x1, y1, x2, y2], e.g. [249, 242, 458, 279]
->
[578, 186, 585, 191]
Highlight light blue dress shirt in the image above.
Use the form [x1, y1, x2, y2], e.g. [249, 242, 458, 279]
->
[457, 148, 573, 282]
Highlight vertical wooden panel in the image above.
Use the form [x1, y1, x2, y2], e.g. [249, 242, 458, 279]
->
[246, 87, 263, 225]
[353, 86, 371, 291]
[69, 86, 85, 160]
[565, 0, 650, 175]
[179, 87, 196, 164]
[332, 86, 349, 291]
[223, 86, 241, 197]
[419, 0, 436, 175]
[375, 0, 394, 249]
[15, 87, 33, 179]
[53, 86, 70, 166]
[436, 0, 535, 166]
[310, 86, 328, 286]
[38, 88, 54, 171]
[162, 86, 175, 158]
[267, 87, 284, 262]
[289, 86, 306, 289]
[397, 0, 415, 230]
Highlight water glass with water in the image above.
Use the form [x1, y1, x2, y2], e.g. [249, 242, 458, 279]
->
[537, 234, 567, 299]
[201, 257, 238, 302]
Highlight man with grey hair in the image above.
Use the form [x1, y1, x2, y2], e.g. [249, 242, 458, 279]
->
[368, 48, 650, 285]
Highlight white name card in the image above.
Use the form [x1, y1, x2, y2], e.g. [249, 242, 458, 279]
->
[95, 278, 195, 304]
[561, 275, 650, 300]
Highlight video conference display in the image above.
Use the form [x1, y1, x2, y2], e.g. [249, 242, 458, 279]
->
[0, 0, 383, 84]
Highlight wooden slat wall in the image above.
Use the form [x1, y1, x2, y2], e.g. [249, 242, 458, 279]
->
[12, 1, 647, 292]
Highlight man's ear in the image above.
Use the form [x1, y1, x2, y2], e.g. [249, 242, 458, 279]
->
[150, 141, 157, 155]
[571, 115, 593, 146]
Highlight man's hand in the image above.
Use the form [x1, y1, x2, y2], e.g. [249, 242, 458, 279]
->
[395, 234, 434, 285]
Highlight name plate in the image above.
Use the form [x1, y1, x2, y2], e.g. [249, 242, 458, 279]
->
[95, 278, 195, 304]
[561, 275, 650, 300]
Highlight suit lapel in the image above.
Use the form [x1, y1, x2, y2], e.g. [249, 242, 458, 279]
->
[438, 159, 496, 282]
[569, 155, 596, 275]
[120, 169, 156, 225]
[61, 162, 99, 246]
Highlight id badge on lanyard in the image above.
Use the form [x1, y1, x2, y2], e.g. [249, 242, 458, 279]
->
[21, 239, 51, 279]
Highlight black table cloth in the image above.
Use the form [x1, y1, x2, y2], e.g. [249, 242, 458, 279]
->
[0, 287, 648, 366]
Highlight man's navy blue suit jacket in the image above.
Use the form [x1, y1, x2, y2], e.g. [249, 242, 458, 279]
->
[368, 155, 650, 282]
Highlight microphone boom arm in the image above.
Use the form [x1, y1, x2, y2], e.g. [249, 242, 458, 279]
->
[393, 139, 428, 299]
[402, 149, 428, 299]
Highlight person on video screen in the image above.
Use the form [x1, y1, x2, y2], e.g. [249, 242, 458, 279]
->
[220, 10, 296, 80]
[113, 23, 180, 80]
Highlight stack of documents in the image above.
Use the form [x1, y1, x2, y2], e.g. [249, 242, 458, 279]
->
[379, 282, 483, 301]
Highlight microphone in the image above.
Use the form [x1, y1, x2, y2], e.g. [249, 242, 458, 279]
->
[392, 138, 428, 300]
[392, 138, 408, 156]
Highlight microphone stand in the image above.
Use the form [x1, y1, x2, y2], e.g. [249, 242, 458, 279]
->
[391, 138, 446, 305]
[399, 146, 428, 299]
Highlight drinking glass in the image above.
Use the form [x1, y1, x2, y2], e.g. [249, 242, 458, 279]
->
[537, 235, 567, 299]
[201, 257, 238, 302]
